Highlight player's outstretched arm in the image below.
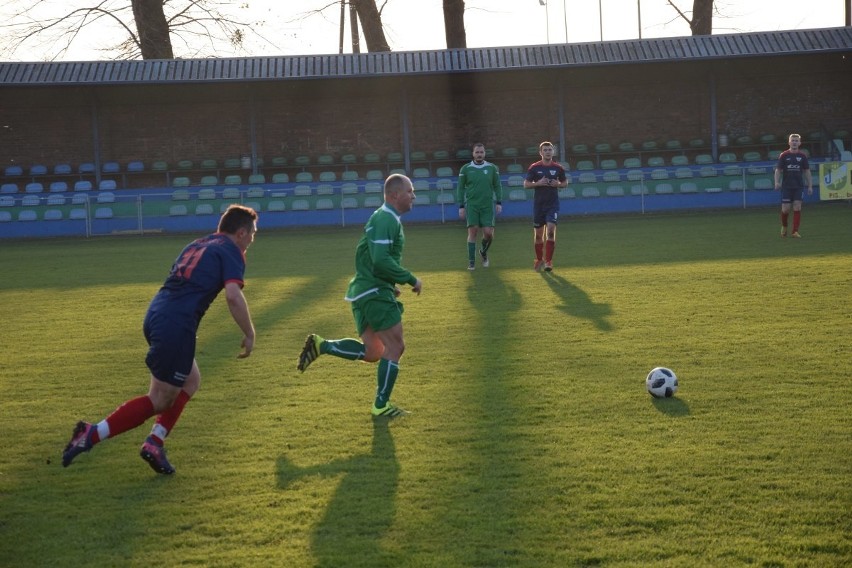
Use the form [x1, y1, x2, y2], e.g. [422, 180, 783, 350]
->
[225, 281, 256, 358]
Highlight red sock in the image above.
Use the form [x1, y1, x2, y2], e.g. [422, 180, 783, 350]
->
[104, 395, 156, 439]
[545, 240, 555, 262]
[535, 242, 544, 261]
[780, 211, 788, 228]
[150, 391, 191, 445]
[792, 211, 801, 232]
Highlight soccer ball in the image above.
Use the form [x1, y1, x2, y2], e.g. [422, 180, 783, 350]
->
[646, 367, 678, 398]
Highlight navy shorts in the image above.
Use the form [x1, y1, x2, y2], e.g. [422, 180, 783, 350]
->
[143, 310, 196, 387]
[533, 204, 559, 228]
[781, 187, 804, 203]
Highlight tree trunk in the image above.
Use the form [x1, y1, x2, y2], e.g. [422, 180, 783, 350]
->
[352, 0, 391, 52]
[443, 0, 467, 49]
[690, 0, 713, 35]
[131, 0, 174, 59]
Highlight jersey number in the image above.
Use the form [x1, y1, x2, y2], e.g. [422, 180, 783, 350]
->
[174, 246, 206, 280]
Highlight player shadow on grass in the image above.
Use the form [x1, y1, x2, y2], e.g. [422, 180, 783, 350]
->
[542, 272, 614, 331]
[276, 419, 399, 567]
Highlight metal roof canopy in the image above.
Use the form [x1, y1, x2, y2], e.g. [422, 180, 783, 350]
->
[1, 27, 850, 87]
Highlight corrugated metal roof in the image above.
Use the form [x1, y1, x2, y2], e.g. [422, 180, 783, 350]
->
[1, 27, 850, 87]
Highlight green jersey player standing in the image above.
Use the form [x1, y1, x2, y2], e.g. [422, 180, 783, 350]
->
[456, 143, 503, 270]
[297, 174, 423, 418]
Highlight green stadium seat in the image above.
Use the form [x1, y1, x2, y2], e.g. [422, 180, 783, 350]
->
[222, 187, 240, 199]
[199, 175, 219, 186]
[294, 156, 311, 166]
[743, 151, 762, 162]
[600, 159, 618, 170]
[647, 156, 665, 167]
[594, 143, 611, 153]
[319, 171, 336, 182]
[176, 160, 194, 170]
[576, 160, 595, 171]
[386, 152, 403, 163]
[365, 169, 383, 181]
[618, 142, 635, 152]
[200, 159, 218, 170]
[223, 158, 241, 169]
[412, 167, 430, 178]
[268, 200, 286, 212]
[224, 175, 242, 185]
[316, 184, 334, 195]
[272, 173, 289, 184]
[172, 177, 190, 188]
[679, 182, 698, 193]
[605, 185, 625, 197]
[623, 157, 642, 169]
[198, 188, 216, 200]
[363, 153, 380, 163]
[665, 140, 682, 150]
[506, 164, 524, 174]
[269, 156, 288, 167]
[151, 160, 169, 171]
[688, 138, 706, 148]
[641, 140, 658, 151]
[654, 183, 673, 194]
[581, 187, 600, 198]
[436, 166, 454, 177]
[410, 151, 427, 161]
[195, 204, 215, 215]
[317, 155, 334, 166]
[413, 179, 430, 191]
[719, 152, 737, 163]
[246, 187, 264, 198]
[295, 172, 313, 183]
[293, 185, 312, 196]
[602, 171, 620, 182]
[501, 147, 519, 157]
[671, 155, 689, 166]
[694, 154, 713, 165]
[650, 169, 669, 180]
[432, 150, 450, 161]
[342, 197, 359, 209]
[341, 170, 359, 181]
[675, 168, 693, 179]
[341, 182, 359, 194]
[341, 154, 357, 164]
[578, 172, 596, 184]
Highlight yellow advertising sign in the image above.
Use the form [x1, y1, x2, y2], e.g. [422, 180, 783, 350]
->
[819, 161, 852, 200]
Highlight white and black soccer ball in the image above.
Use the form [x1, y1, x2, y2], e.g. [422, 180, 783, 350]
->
[646, 367, 678, 398]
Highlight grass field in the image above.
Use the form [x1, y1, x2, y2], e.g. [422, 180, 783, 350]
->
[1, 204, 850, 567]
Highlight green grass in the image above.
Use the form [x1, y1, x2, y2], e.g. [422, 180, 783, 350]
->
[1, 204, 850, 567]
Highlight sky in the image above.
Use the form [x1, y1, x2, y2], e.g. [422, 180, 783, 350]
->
[1, 0, 847, 61]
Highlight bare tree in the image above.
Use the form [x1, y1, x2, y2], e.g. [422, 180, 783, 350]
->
[443, 0, 467, 49]
[350, 0, 391, 52]
[667, 0, 714, 36]
[1, 0, 264, 60]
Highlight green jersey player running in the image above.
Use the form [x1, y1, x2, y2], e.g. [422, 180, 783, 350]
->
[456, 142, 503, 270]
[297, 174, 423, 417]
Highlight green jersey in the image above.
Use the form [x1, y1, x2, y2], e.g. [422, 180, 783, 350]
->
[456, 161, 503, 210]
[345, 203, 417, 302]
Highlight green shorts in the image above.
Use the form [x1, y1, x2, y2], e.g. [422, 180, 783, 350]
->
[466, 205, 495, 228]
[350, 288, 405, 335]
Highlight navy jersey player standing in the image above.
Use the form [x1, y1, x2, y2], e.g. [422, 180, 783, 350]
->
[524, 141, 568, 271]
[774, 133, 813, 238]
[62, 204, 259, 474]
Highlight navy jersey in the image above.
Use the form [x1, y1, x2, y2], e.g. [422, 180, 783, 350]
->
[776, 150, 810, 190]
[526, 160, 567, 211]
[147, 233, 246, 329]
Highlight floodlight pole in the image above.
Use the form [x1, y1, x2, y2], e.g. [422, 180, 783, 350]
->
[539, 0, 550, 44]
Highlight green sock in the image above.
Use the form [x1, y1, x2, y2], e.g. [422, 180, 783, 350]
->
[321, 338, 365, 361]
[467, 241, 476, 263]
[375, 358, 399, 408]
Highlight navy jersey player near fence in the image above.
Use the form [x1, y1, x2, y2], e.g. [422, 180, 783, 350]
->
[62, 204, 259, 474]
[524, 141, 568, 271]
[774, 133, 813, 238]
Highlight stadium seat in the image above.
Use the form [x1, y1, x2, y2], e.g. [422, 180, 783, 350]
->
[654, 183, 674, 194]
[386, 152, 403, 163]
[22, 195, 40, 206]
[1, 183, 17, 194]
[200, 159, 218, 170]
[618, 142, 635, 152]
[169, 204, 188, 216]
[4, 165, 23, 176]
[269, 156, 288, 167]
[224, 175, 242, 185]
[94, 207, 113, 219]
[248, 173, 266, 185]
[626, 170, 644, 181]
[319, 171, 337, 182]
[509, 189, 528, 201]
[341, 182, 359, 194]
[172, 177, 190, 188]
[176, 160, 193, 170]
[341, 197, 359, 209]
[743, 151, 762, 162]
[699, 166, 718, 177]
[629, 184, 645, 196]
[506, 175, 524, 187]
[315, 198, 334, 210]
[267, 200, 286, 212]
[127, 160, 145, 172]
[195, 203, 214, 215]
[49, 181, 68, 192]
[54, 163, 72, 175]
[414, 193, 431, 205]
[271, 173, 290, 184]
[365, 182, 382, 193]
[679, 182, 698, 193]
[99, 180, 117, 191]
[501, 147, 519, 158]
[455, 149, 470, 159]
[650, 169, 669, 180]
[30, 164, 47, 176]
[410, 151, 427, 162]
[432, 150, 450, 161]
[641, 140, 658, 151]
[244, 201, 261, 212]
[671, 155, 689, 166]
[0, 196, 14, 207]
[294, 185, 312, 196]
[71, 194, 88, 205]
[665, 140, 682, 150]
[69, 208, 88, 220]
[341, 170, 359, 181]
[18, 210, 38, 221]
[674, 168, 693, 179]
[317, 154, 334, 166]
[602, 171, 620, 182]
[623, 157, 641, 169]
[412, 168, 430, 178]
[689, 138, 706, 148]
[199, 175, 219, 186]
[576, 160, 594, 171]
[316, 184, 334, 195]
[197, 188, 216, 200]
[222, 187, 240, 199]
[364, 195, 383, 208]
[341, 154, 357, 165]
[734, 135, 753, 146]
[558, 187, 575, 198]
[102, 161, 120, 173]
[436, 192, 455, 204]
[47, 194, 65, 205]
[722, 165, 741, 176]
[435, 166, 454, 177]
[753, 178, 773, 190]
[366, 169, 384, 181]
[571, 143, 589, 154]
[245, 187, 263, 199]
[25, 182, 44, 193]
[581, 187, 600, 198]
[578, 172, 596, 184]
[151, 161, 169, 171]
[594, 143, 611, 153]
[363, 153, 380, 163]
[223, 157, 241, 169]
[719, 152, 737, 163]
[295, 172, 313, 183]
[436, 179, 453, 190]
[694, 154, 713, 165]
[605, 185, 625, 197]
[729, 179, 745, 191]
[505, 164, 524, 174]
[74, 181, 93, 191]
[646, 156, 665, 167]
[0, 211, 11, 222]
[96, 192, 115, 203]
[43, 209, 63, 221]
[172, 189, 190, 200]
[413, 180, 430, 191]
[600, 159, 618, 170]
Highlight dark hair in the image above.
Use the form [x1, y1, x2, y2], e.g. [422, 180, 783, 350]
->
[472, 142, 485, 150]
[218, 204, 258, 234]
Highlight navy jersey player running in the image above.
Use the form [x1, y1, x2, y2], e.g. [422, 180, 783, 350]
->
[524, 141, 568, 271]
[62, 204, 258, 474]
